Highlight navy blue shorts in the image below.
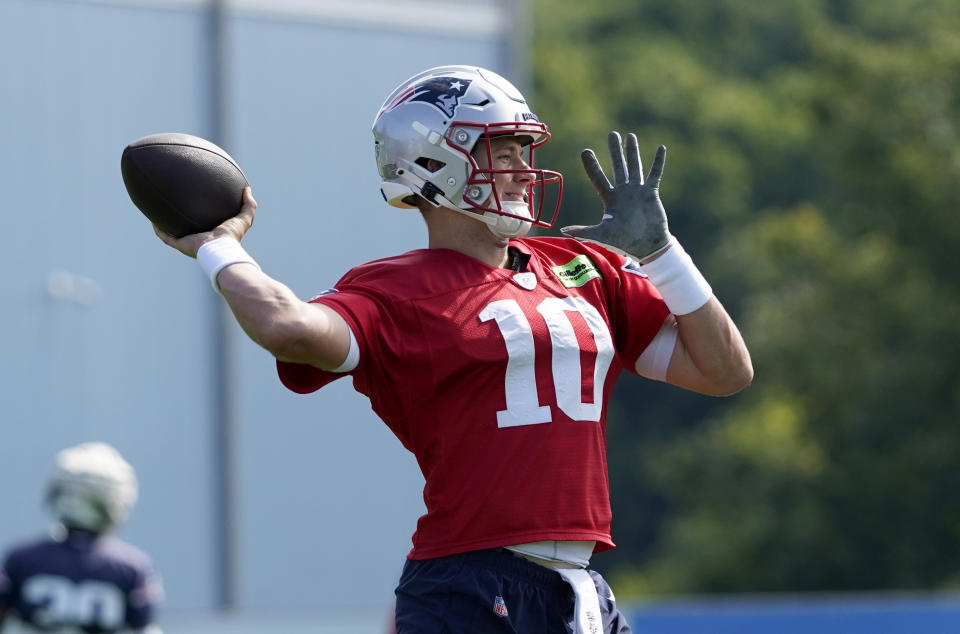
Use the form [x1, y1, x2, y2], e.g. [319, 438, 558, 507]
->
[394, 549, 633, 634]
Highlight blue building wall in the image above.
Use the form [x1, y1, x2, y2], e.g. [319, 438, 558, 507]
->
[1, 0, 224, 611]
[0, 0, 515, 622]
[629, 594, 960, 634]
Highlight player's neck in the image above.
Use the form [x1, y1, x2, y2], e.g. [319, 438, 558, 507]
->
[426, 210, 511, 268]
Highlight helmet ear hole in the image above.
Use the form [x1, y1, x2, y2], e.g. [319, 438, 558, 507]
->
[415, 157, 446, 173]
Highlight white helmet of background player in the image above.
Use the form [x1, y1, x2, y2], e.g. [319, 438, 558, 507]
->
[373, 65, 563, 239]
[45, 442, 138, 533]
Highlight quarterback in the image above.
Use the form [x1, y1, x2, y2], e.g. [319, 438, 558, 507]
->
[155, 65, 752, 633]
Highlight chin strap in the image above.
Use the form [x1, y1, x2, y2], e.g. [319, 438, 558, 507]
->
[430, 192, 533, 239]
[482, 200, 533, 239]
[389, 171, 534, 239]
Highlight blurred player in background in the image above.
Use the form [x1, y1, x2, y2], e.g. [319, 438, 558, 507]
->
[154, 65, 752, 633]
[0, 442, 164, 634]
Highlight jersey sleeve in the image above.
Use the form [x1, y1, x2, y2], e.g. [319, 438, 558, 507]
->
[126, 564, 164, 629]
[584, 242, 672, 372]
[276, 287, 381, 395]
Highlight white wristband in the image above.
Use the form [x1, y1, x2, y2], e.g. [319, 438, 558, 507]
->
[640, 236, 712, 315]
[197, 237, 261, 292]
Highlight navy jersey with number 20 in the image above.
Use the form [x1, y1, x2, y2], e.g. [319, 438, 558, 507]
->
[0, 529, 163, 633]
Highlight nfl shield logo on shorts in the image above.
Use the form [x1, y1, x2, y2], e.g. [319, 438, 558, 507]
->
[494, 595, 509, 617]
[587, 609, 599, 633]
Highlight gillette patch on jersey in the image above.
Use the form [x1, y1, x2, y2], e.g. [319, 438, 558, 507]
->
[550, 255, 601, 288]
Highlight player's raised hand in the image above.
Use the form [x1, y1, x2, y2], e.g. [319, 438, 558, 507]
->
[154, 187, 257, 258]
[561, 132, 670, 261]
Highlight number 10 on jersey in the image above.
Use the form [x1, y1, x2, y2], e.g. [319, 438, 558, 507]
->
[480, 296, 615, 428]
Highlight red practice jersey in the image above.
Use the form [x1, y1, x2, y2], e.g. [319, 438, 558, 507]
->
[277, 237, 670, 559]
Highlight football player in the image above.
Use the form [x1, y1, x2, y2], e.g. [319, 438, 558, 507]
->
[154, 65, 752, 633]
[0, 442, 164, 634]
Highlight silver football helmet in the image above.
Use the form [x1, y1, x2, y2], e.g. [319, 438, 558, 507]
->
[373, 65, 563, 239]
[45, 442, 138, 533]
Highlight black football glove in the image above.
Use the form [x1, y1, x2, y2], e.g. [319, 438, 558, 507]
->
[560, 131, 670, 261]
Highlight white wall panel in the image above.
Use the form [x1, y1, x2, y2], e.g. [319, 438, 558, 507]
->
[0, 0, 517, 622]
[0, 0, 220, 611]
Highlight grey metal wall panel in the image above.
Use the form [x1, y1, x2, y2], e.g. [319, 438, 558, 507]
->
[0, 0, 219, 612]
[0, 0, 516, 620]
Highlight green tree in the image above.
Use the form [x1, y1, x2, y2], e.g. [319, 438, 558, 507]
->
[532, 0, 960, 596]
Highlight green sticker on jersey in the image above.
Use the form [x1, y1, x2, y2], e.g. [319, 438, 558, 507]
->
[550, 255, 601, 288]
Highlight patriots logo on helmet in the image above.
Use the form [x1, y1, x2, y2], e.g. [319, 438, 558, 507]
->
[399, 77, 472, 118]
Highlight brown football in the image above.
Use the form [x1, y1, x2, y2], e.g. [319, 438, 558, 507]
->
[121, 132, 248, 238]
